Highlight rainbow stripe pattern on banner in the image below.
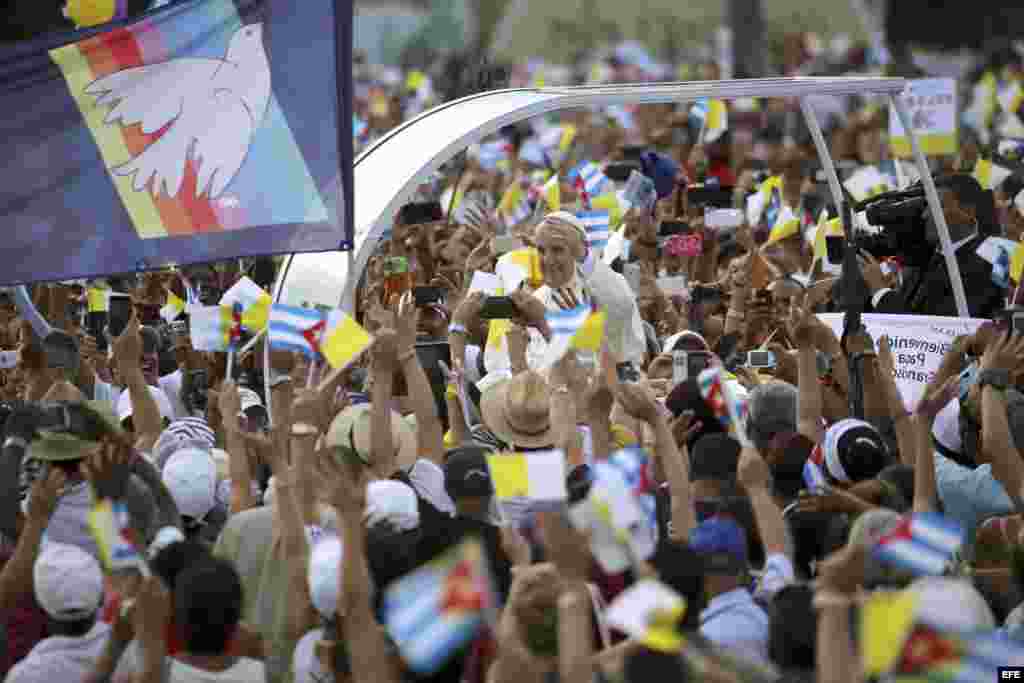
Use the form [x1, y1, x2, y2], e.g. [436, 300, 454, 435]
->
[48, 0, 328, 240]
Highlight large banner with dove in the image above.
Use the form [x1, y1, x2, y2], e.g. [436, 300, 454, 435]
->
[0, 0, 353, 284]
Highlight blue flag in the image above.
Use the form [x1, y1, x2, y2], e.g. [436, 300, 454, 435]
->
[0, 0, 353, 285]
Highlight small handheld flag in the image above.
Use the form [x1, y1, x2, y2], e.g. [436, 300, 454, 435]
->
[576, 210, 611, 253]
[606, 579, 686, 653]
[220, 277, 272, 332]
[383, 537, 496, 675]
[689, 98, 728, 143]
[88, 498, 148, 576]
[697, 366, 749, 445]
[160, 290, 186, 323]
[539, 303, 607, 369]
[873, 513, 965, 577]
[486, 450, 567, 502]
[189, 305, 240, 352]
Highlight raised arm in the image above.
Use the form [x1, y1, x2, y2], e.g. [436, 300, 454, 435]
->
[395, 293, 444, 467]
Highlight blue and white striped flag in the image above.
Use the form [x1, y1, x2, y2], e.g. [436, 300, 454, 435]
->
[568, 161, 613, 198]
[268, 304, 328, 358]
[873, 512, 964, 577]
[576, 210, 611, 252]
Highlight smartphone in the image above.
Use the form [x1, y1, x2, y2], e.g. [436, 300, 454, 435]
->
[479, 296, 518, 319]
[691, 285, 723, 306]
[672, 351, 687, 384]
[705, 208, 744, 230]
[397, 201, 444, 226]
[746, 350, 777, 369]
[616, 361, 640, 383]
[0, 350, 17, 370]
[825, 235, 844, 265]
[43, 330, 80, 371]
[687, 186, 734, 209]
[996, 308, 1024, 334]
[686, 351, 713, 379]
[492, 235, 523, 255]
[86, 311, 108, 353]
[382, 256, 412, 305]
[107, 293, 132, 339]
[660, 220, 691, 237]
[623, 263, 642, 292]
[621, 145, 647, 162]
[412, 286, 444, 307]
[604, 162, 642, 183]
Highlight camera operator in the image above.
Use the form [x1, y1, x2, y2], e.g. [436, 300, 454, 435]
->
[867, 174, 1005, 319]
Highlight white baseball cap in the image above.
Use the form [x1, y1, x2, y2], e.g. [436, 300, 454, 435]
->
[308, 535, 344, 619]
[33, 543, 104, 621]
[364, 480, 419, 532]
[117, 386, 174, 426]
[237, 387, 264, 415]
[162, 447, 218, 521]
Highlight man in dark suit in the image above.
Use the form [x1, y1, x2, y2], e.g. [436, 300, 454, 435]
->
[866, 175, 1006, 319]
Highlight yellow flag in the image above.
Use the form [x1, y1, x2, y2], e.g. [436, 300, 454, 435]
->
[767, 206, 801, 245]
[544, 174, 560, 212]
[405, 70, 426, 92]
[973, 158, 1012, 191]
[499, 183, 524, 215]
[860, 590, 919, 675]
[160, 291, 185, 323]
[321, 313, 371, 370]
[558, 125, 577, 153]
[1012, 242, 1024, 283]
[486, 451, 567, 501]
[572, 310, 606, 352]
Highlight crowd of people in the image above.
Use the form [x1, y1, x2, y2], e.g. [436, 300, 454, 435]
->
[3, 27, 1024, 683]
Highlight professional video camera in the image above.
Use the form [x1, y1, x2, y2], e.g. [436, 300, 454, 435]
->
[0, 401, 120, 443]
[850, 183, 933, 268]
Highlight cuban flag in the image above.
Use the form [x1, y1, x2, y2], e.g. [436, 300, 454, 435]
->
[268, 303, 371, 370]
[568, 161, 612, 202]
[576, 210, 611, 253]
[873, 513, 964, 577]
[383, 538, 496, 675]
[803, 444, 829, 492]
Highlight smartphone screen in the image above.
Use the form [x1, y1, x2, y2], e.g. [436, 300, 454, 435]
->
[0, 350, 18, 370]
[479, 296, 518, 319]
[672, 351, 687, 384]
[704, 208, 744, 230]
[412, 286, 444, 307]
[107, 294, 132, 339]
[660, 220, 691, 237]
[747, 350, 776, 369]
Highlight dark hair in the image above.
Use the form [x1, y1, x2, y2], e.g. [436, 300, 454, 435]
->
[688, 434, 740, 483]
[768, 585, 817, 671]
[665, 379, 727, 450]
[651, 541, 705, 631]
[624, 647, 690, 683]
[151, 539, 211, 590]
[366, 523, 421, 615]
[769, 433, 815, 502]
[877, 464, 915, 512]
[174, 557, 243, 656]
[47, 616, 97, 638]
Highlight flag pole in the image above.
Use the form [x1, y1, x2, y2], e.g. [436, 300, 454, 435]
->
[307, 359, 318, 388]
[225, 350, 234, 383]
[263, 333, 274, 429]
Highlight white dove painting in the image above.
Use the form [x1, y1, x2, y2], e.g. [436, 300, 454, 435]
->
[85, 22, 271, 201]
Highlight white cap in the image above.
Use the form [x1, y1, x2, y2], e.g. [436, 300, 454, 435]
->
[162, 447, 218, 521]
[33, 543, 103, 621]
[364, 480, 419, 532]
[117, 386, 174, 425]
[237, 387, 264, 415]
[308, 535, 344, 619]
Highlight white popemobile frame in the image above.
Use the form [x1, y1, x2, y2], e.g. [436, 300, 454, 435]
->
[277, 77, 969, 319]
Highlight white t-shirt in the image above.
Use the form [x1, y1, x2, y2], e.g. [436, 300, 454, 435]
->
[291, 628, 329, 683]
[159, 370, 188, 420]
[5, 621, 110, 683]
[167, 658, 266, 682]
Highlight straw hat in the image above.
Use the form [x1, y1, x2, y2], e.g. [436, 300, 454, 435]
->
[325, 403, 416, 467]
[479, 370, 555, 449]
